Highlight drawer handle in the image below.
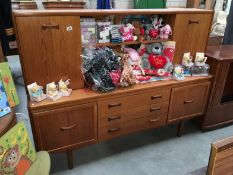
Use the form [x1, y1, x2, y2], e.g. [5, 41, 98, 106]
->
[108, 128, 121, 133]
[184, 100, 193, 104]
[60, 124, 76, 131]
[149, 118, 160, 123]
[188, 20, 199, 24]
[150, 107, 161, 112]
[41, 24, 59, 30]
[151, 95, 162, 100]
[108, 116, 121, 121]
[108, 103, 121, 108]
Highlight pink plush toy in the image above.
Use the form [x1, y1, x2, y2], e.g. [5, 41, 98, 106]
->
[120, 23, 137, 42]
[159, 24, 172, 39]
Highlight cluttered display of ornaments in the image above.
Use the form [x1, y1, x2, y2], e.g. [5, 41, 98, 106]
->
[27, 79, 72, 102]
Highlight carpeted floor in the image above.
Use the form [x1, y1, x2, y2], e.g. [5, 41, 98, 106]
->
[7, 55, 233, 175]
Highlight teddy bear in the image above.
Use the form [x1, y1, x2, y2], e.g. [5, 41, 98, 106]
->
[159, 24, 172, 39]
[119, 23, 137, 42]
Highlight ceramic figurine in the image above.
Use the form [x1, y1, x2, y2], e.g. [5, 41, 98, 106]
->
[194, 52, 207, 66]
[182, 52, 194, 67]
[46, 82, 61, 101]
[27, 82, 46, 102]
[58, 79, 72, 96]
[173, 65, 185, 81]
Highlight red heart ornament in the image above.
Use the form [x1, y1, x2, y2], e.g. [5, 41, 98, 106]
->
[148, 54, 167, 69]
[149, 29, 159, 38]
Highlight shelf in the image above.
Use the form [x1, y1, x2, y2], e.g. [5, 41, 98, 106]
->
[88, 39, 171, 48]
[42, 1, 86, 9]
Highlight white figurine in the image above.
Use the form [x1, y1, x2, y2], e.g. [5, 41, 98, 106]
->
[58, 79, 72, 96]
[182, 52, 194, 67]
[195, 52, 207, 66]
[173, 65, 185, 81]
[27, 82, 46, 102]
[46, 82, 61, 101]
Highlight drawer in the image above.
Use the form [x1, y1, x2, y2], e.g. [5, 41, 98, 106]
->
[98, 88, 170, 115]
[33, 103, 97, 151]
[98, 113, 167, 141]
[98, 101, 169, 127]
[168, 82, 210, 123]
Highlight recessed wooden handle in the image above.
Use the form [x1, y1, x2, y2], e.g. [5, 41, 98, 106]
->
[151, 95, 162, 100]
[60, 124, 76, 131]
[188, 20, 199, 24]
[150, 107, 161, 112]
[108, 103, 121, 108]
[108, 116, 121, 121]
[108, 128, 120, 133]
[149, 118, 160, 123]
[41, 24, 59, 30]
[184, 100, 193, 104]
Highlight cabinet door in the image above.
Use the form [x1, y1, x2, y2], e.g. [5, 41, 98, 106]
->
[33, 103, 97, 151]
[168, 82, 210, 123]
[15, 16, 84, 89]
[172, 13, 213, 64]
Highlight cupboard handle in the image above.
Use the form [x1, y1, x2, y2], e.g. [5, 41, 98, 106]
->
[108, 128, 120, 133]
[108, 103, 121, 108]
[149, 118, 160, 123]
[188, 20, 199, 24]
[60, 124, 76, 131]
[151, 95, 162, 100]
[184, 100, 193, 104]
[41, 24, 59, 30]
[150, 107, 161, 112]
[108, 115, 121, 121]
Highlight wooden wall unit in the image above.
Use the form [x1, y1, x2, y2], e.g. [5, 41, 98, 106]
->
[13, 9, 213, 169]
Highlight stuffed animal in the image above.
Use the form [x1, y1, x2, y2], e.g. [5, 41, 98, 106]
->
[159, 24, 172, 39]
[145, 15, 159, 40]
[146, 43, 163, 55]
[120, 23, 137, 42]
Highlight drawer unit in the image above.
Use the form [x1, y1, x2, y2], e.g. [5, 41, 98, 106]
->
[168, 82, 210, 123]
[98, 113, 167, 141]
[33, 103, 97, 151]
[98, 88, 170, 115]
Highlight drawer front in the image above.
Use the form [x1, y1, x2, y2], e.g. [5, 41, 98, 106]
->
[98, 113, 167, 141]
[98, 101, 169, 127]
[168, 82, 210, 123]
[33, 103, 97, 151]
[98, 88, 170, 115]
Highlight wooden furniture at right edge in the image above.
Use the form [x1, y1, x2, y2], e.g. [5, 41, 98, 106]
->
[13, 9, 213, 169]
[203, 45, 233, 129]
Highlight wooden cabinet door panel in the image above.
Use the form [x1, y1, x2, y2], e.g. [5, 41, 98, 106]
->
[33, 103, 97, 151]
[15, 16, 83, 89]
[168, 82, 210, 123]
[173, 13, 212, 63]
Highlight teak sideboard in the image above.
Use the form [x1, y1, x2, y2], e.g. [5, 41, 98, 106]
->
[13, 9, 213, 169]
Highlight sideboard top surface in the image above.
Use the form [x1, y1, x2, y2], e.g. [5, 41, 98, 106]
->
[29, 76, 212, 112]
[13, 8, 213, 17]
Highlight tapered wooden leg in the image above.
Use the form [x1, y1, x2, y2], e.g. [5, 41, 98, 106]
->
[67, 150, 74, 169]
[177, 121, 185, 137]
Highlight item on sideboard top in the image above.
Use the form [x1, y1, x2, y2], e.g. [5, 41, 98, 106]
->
[173, 65, 185, 81]
[0, 62, 20, 107]
[194, 52, 207, 66]
[191, 64, 210, 77]
[80, 18, 96, 45]
[27, 82, 46, 102]
[0, 81, 11, 118]
[58, 79, 72, 96]
[110, 25, 123, 43]
[97, 22, 111, 43]
[159, 24, 172, 39]
[182, 52, 194, 77]
[119, 23, 137, 42]
[46, 82, 61, 101]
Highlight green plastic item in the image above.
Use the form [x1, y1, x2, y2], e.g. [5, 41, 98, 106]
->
[134, 0, 166, 9]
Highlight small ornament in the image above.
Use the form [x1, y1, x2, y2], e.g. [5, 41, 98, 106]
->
[46, 82, 61, 101]
[182, 52, 194, 76]
[27, 82, 46, 102]
[194, 52, 207, 66]
[58, 79, 72, 96]
[173, 65, 185, 81]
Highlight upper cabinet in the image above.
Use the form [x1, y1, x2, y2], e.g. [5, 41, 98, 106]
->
[15, 16, 84, 89]
[172, 13, 213, 64]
